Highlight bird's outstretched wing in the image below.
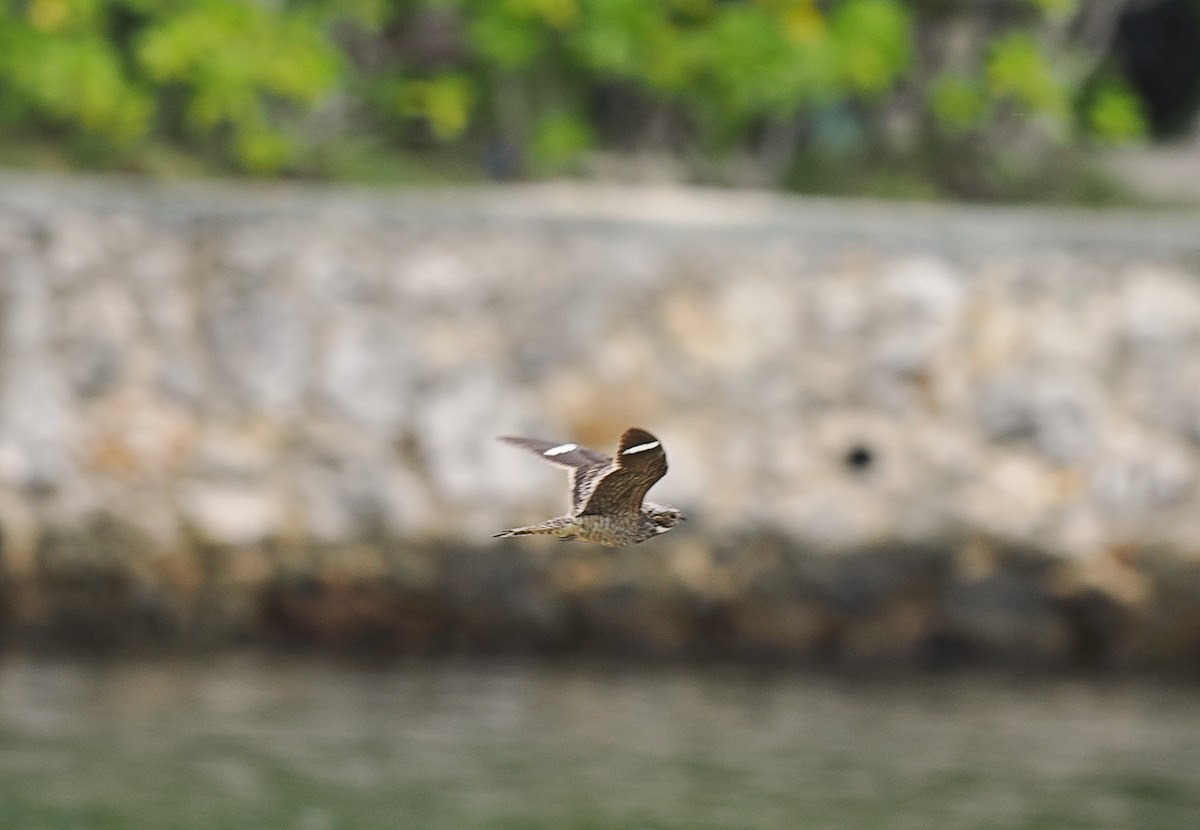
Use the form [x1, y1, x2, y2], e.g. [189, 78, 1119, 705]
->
[578, 428, 667, 517]
[498, 435, 612, 513]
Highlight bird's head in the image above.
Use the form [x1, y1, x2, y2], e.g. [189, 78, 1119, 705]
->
[644, 502, 686, 534]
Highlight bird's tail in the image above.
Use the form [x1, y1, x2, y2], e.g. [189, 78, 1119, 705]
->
[493, 516, 573, 539]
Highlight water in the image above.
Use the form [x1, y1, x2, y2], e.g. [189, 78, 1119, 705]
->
[0, 657, 1198, 830]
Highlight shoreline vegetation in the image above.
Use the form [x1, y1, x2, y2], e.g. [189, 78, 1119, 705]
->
[0, 1, 1160, 204]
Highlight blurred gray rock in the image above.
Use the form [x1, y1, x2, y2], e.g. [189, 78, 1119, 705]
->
[976, 370, 1098, 462]
[0, 180, 1196, 557]
[0, 176, 1198, 662]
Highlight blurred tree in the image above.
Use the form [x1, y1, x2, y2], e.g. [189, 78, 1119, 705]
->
[917, 0, 1149, 200]
[0, 0, 1156, 197]
[0, 0, 375, 172]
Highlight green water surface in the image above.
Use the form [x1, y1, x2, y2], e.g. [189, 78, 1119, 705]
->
[0, 657, 1197, 829]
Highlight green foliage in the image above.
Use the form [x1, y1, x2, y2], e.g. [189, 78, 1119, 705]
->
[137, 1, 343, 170]
[1086, 82, 1148, 145]
[398, 74, 475, 140]
[929, 28, 1081, 143]
[1027, 0, 1079, 23]
[0, 1, 152, 143]
[468, 4, 546, 70]
[570, 0, 664, 80]
[0, 0, 351, 172]
[531, 111, 593, 171]
[829, 0, 912, 97]
[0, 0, 1153, 193]
[705, 6, 817, 120]
[985, 33, 1068, 121]
[930, 74, 990, 134]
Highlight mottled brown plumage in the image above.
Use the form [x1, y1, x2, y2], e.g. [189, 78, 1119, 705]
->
[494, 427, 684, 547]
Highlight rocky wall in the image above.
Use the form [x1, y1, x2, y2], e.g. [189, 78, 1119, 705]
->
[1, 173, 1200, 667]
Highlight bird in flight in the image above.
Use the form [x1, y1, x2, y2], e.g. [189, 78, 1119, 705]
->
[494, 427, 685, 546]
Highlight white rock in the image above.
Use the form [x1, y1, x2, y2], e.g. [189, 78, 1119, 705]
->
[181, 484, 283, 545]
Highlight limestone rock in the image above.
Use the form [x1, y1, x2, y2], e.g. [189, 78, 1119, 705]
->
[1, 176, 1200, 664]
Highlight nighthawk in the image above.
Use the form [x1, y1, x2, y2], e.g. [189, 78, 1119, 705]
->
[494, 427, 685, 547]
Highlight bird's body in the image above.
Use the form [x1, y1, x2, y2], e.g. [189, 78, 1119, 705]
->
[496, 507, 678, 546]
[495, 427, 684, 547]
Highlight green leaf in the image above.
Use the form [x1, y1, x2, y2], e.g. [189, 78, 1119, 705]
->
[235, 126, 294, 173]
[986, 33, 1067, 118]
[705, 6, 805, 116]
[642, 25, 704, 93]
[2, 31, 150, 142]
[1027, 0, 1078, 23]
[1086, 83, 1146, 144]
[572, 0, 655, 77]
[508, 0, 579, 29]
[930, 73, 989, 133]
[400, 73, 475, 140]
[468, 4, 545, 69]
[830, 0, 912, 96]
[531, 111, 592, 169]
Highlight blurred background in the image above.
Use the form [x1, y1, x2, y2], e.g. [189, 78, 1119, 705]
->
[2, 1, 1200, 828]
[1, 0, 1198, 199]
